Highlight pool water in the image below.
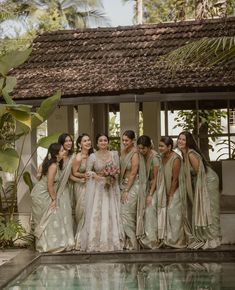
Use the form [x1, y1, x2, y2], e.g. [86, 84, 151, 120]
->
[5, 262, 235, 289]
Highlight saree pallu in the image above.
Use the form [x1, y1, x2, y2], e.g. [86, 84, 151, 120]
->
[183, 149, 221, 249]
[163, 154, 186, 249]
[139, 152, 165, 249]
[120, 149, 140, 250]
[74, 180, 86, 250]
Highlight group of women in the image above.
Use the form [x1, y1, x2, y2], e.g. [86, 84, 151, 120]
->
[31, 130, 221, 253]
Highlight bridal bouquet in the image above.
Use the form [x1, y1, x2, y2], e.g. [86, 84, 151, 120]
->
[103, 163, 120, 190]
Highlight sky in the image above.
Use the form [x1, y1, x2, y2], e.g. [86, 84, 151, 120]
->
[102, 0, 134, 27]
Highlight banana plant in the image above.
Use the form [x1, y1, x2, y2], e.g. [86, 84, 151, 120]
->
[0, 49, 62, 246]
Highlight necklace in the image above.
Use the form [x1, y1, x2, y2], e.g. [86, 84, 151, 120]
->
[96, 150, 111, 162]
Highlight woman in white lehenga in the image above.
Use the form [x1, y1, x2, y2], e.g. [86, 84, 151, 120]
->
[80, 134, 123, 252]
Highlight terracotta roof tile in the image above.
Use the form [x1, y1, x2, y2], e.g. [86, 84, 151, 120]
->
[11, 17, 235, 100]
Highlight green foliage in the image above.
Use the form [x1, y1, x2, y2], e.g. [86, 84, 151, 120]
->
[174, 109, 227, 156]
[174, 109, 226, 140]
[161, 36, 235, 69]
[109, 113, 120, 151]
[143, 0, 234, 23]
[216, 139, 235, 160]
[0, 215, 34, 248]
[0, 0, 107, 35]
[0, 49, 61, 248]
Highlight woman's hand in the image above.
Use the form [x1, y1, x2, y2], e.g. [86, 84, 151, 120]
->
[146, 194, 153, 207]
[121, 190, 128, 204]
[167, 194, 173, 207]
[50, 199, 57, 209]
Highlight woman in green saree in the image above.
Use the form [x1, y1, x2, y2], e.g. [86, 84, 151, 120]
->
[72, 134, 93, 250]
[120, 130, 140, 250]
[31, 143, 75, 252]
[136, 135, 164, 249]
[159, 136, 186, 248]
[177, 131, 221, 249]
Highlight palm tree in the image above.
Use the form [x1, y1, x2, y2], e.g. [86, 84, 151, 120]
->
[0, 0, 108, 33]
[161, 36, 235, 68]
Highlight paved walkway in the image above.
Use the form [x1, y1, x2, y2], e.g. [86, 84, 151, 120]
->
[0, 249, 21, 266]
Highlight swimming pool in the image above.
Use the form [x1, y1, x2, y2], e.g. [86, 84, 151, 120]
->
[2, 247, 235, 289]
[4, 262, 235, 289]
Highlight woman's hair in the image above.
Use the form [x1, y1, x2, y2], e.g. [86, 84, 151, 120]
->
[58, 133, 73, 155]
[123, 130, 135, 140]
[178, 131, 208, 170]
[40, 143, 63, 179]
[160, 136, 174, 151]
[137, 135, 152, 148]
[95, 133, 109, 145]
[76, 133, 94, 155]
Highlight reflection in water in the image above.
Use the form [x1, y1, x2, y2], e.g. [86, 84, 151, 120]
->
[6, 262, 230, 290]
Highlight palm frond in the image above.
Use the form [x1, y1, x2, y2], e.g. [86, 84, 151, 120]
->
[160, 36, 235, 68]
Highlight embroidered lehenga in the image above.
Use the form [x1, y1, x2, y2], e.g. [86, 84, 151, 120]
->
[80, 151, 123, 252]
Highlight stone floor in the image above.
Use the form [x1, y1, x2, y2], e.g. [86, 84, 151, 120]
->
[0, 249, 21, 266]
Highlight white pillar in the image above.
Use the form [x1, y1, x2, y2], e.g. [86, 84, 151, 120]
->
[120, 103, 139, 138]
[47, 106, 74, 136]
[143, 102, 161, 150]
[77, 104, 94, 143]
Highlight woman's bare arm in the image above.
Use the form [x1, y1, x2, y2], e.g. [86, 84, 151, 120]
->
[47, 163, 57, 201]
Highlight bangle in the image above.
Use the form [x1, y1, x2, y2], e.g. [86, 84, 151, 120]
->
[123, 188, 128, 192]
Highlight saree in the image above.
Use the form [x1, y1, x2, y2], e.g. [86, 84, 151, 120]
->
[31, 156, 75, 252]
[139, 151, 166, 249]
[120, 149, 140, 250]
[183, 149, 221, 249]
[74, 159, 86, 250]
[163, 153, 186, 248]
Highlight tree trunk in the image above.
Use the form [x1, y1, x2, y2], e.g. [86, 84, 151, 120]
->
[136, 0, 143, 24]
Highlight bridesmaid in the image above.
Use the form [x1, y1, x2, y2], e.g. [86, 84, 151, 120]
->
[159, 136, 186, 248]
[80, 133, 123, 252]
[177, 131, 221, 249]
[137, 135, 163, 249]
[72, 134, 93, 250]
[120, 130, 140, 250]
[31, 143, 75, 252]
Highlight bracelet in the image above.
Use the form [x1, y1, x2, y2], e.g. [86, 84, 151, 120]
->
[123, 188, 129, 192]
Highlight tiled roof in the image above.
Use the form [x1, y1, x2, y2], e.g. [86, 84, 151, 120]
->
[12, 17, 235, 100]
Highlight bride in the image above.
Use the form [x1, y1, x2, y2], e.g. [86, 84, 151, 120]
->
[80, 133, 124, 252]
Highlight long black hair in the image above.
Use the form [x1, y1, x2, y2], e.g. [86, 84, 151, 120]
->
[178, 131, 208, 170]
[123, 130, 135, 140]
[40, 143, 63, 179]
[58, 133, 73, 156]
[76, 133, 94, 155]
[160, 136, 174, 151]
[137, 135, 152, 148]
